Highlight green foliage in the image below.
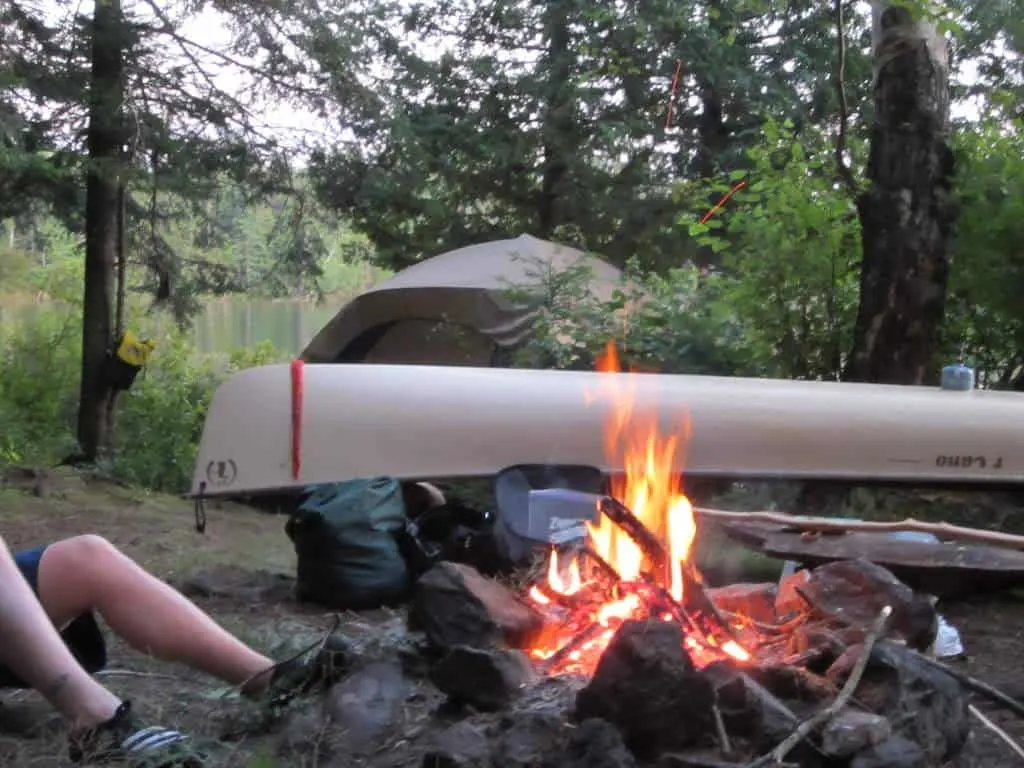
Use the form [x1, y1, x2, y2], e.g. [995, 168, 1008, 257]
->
[942, 123, 1024, 388]
[3, 0, 1024, 498]
[0, 308, 82, 465]
[0, 180, 378, 310]
[307, 0, 871, 272]
[517, 123, 862, 381]
[685, 120, 862, 379]
[0, 304, 287, 493]
[511, 259, 753, 375]
[113, 335, 284, 491]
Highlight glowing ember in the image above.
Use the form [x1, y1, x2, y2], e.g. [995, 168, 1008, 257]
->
[527, 342, 749, 674]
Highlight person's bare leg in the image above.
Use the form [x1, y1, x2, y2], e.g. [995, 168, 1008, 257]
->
[36, 535, 276, 694]
[0, 536, 122, 727]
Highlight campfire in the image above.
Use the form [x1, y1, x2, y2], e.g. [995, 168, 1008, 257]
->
[405, 343, 1004, 767]
[525, 343, 750, 675]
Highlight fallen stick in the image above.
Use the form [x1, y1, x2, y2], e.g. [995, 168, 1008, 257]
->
[694, 507, 1024, 552]
[907, 650, 1024, 720]
[969, 704, 1024, 761]
[743, 605, 893, 768]
[711, 703, 733, 756]
[719, 609, 809, 636]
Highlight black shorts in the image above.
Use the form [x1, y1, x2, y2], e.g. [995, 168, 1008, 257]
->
[0, 545, 107, 689]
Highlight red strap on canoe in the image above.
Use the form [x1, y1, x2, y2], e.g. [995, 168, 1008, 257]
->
[290, 359, 304, 481]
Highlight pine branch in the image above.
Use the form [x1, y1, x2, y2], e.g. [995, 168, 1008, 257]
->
[134, 1, 324, 104]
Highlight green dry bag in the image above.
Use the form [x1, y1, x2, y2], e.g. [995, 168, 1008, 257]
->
[285, 477, 410, 610]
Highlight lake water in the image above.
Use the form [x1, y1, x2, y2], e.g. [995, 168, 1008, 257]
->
[0, 296, 344, 356]
[192, 297, 341, 355]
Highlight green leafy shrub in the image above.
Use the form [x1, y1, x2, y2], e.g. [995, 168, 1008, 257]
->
[0, 305, 82, 464]
[942, 123, 1024, 388]
[517, 122, 862, 381]
[512, 260, 753, 376]
[0, 303, 286, 493]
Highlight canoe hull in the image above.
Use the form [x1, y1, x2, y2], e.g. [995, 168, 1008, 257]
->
[190, 364, 1024, 497]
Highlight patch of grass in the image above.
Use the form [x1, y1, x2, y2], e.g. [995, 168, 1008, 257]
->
[0, 474, 294, 580]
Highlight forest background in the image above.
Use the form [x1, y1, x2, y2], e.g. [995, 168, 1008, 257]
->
[1, 0, 1022, 496]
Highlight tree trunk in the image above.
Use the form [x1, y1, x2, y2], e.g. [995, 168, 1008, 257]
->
[690, 0, 733, 271]
[77, 0, 124, 461]
[846, 3, 956, 385]
[537, 0, 572, 238]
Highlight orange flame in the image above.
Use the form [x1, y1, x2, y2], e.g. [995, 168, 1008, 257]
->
[548, 549, 582, 595]
[531, 341, 748, 669]
[588, 343, 697, 600]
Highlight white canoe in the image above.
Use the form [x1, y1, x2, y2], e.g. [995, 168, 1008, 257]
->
[190, 363, 1024, 497]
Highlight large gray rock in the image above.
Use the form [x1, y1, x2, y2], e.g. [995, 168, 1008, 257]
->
[431, 645, 537, 711]
[422, 721, 492, 768]
[574, 620, 714, 758]
[822, 710, 892, 758]
[410, 562, 543, 652]
[544, 718, 636, 768]
[324, 659, 409, 752]
[493, 712, 569, 768]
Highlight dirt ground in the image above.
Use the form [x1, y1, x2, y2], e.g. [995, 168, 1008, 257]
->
[0, 473, 1022, 767]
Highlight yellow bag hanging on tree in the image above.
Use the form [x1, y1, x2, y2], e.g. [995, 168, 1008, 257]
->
[115, 330, 155, 368]
[106, 331, 156, 391]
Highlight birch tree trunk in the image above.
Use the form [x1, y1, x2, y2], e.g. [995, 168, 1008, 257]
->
[846, 2, 956, 385]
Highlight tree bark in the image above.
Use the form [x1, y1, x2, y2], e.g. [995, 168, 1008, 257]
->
[537, 0, 572, 238]
[77, 0, 124, 461]
[690, 0, 734, 271]
[846, 3, 956, 385]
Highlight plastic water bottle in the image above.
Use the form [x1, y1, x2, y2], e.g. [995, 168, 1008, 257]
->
[940, 362, 974, 391]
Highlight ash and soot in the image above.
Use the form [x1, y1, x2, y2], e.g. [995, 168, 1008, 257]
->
[407, 346, 975, 768]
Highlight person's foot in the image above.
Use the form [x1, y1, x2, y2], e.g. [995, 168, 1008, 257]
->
[264, 633, 352, 706]
[69, 701, 204, 766]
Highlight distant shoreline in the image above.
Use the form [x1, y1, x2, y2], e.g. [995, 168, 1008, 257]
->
[0, 287, 364, 309]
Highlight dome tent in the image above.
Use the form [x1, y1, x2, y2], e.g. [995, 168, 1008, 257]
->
[300, 234, 623, 366]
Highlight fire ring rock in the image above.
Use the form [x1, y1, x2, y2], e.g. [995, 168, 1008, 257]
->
[493, 711, 570, 768]
[410, 562, 543, 652]
[421, 721, 491, 768]
[573, 620, 715, 758]
[548, 718, 637, 768]
[430, 645, 537, 711]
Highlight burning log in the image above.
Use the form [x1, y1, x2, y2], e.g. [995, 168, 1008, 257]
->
[598, 495, 669, 577]
[539, 622, 608, 675]
[532, 579, 581, 610]
[525, 492, 753, 675]
[678, 563, 743, 646]
[579, 543, 622, 583]
[598, 496, 743, 648]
